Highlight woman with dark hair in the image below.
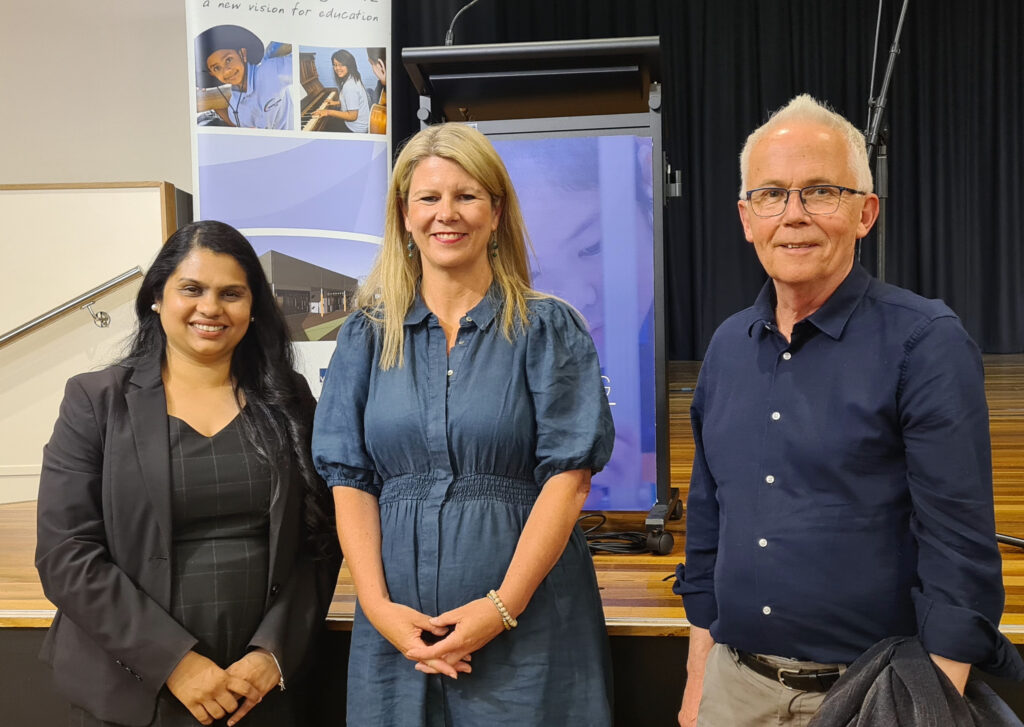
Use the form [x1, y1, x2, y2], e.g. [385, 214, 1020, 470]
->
[311, 48, 370, 133]
[36, 220, 341, 727]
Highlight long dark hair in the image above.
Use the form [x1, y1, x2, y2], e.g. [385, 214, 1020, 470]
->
[330, 49, 363, 90]
[124, 220, 336, 557]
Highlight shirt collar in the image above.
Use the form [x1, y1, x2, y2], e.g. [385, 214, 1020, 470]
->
[403, 283, 501, 330]
[746, 264, 872, 340]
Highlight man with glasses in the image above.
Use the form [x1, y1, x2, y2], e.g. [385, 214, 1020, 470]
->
[673, 94, 1021, 726]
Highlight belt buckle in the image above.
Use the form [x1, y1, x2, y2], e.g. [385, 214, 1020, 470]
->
[776, 666, 801, 690]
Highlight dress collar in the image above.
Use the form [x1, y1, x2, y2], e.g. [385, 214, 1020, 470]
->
[403, 283, 501, 330]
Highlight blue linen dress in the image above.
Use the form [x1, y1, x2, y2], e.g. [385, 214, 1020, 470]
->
[313, 290, 615, 726]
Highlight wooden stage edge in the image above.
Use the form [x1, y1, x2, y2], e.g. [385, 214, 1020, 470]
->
[4, 355, 1024, 642]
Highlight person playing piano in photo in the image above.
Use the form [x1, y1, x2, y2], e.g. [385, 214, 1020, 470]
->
[196, 24, 294, 130]
[311, 49, 369, 133]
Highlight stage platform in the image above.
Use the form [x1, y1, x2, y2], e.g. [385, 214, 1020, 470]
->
[4, 356, 1024, 640]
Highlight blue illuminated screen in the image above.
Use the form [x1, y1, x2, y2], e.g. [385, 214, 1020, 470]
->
[494, 134, 657, 510]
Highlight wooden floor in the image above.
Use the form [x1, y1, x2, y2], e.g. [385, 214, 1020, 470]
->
[4, 356, 1024, 641]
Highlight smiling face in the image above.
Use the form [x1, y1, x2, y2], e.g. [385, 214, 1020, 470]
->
[206, 48, 247, 87]
[157, 247, 252, 367]
[738, 120, 878, 298]
[402, 156, 501, 283]
[332, 59, 349, 81]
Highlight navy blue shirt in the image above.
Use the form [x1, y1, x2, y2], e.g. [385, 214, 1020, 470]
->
[675, 265, 1023, 677]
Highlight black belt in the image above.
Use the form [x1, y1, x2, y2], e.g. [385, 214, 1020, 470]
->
[733, 649, 843, 692]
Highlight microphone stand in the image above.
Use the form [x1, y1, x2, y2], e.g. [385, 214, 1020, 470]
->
[445, 0, 483, 46]
[863, 0, 909, 283]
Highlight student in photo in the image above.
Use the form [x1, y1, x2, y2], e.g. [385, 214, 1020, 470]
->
[312, 49, 370, 133]
[366, 47, 387, 134]
[366, 47, 386, 106]
[196, 25, 294, 130]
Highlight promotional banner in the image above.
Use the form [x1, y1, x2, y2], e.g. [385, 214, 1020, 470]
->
[186, 0, 390, 393]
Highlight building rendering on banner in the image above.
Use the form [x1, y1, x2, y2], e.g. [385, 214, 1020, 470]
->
[258, 249, 358, 341]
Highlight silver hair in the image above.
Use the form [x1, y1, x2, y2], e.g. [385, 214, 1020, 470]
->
[739, 93, 873, 197]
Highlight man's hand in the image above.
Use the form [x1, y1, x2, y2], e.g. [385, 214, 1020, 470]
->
[166, 651, 260, 725]
[930, 653, 970, 696]
[224, 649, 281, 726]
[678, 626, 715, 727]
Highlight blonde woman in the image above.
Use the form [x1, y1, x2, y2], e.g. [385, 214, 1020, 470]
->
[312, 123, 615, 725]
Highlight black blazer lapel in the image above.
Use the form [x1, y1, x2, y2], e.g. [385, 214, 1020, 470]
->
[124, 355, 173, 555]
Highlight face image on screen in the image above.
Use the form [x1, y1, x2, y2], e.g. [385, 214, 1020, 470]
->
[494, 134, 657, 510]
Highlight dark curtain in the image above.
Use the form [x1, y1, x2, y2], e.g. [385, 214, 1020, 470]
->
[392, 0, 1024, 357]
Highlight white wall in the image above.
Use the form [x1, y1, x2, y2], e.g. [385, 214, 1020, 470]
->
[0, 185, 170, 504]
[0, 1, 190, 503]
[1, 1, 192, 191]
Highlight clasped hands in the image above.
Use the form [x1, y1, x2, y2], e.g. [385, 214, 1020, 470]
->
[165, 648, 281, 726]
[366, 598, 506, 679]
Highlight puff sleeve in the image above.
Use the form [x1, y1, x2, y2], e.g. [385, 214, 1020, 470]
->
[312, 312, 383, 497]
[524, 299, 615, 486]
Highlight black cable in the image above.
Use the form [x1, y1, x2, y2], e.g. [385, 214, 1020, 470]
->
[578, 513, 653, 555]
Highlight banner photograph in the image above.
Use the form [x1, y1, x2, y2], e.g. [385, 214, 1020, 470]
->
[187, 0, 390, 391]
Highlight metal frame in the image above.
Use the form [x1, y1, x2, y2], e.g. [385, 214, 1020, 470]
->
[464, 104, 677, 537]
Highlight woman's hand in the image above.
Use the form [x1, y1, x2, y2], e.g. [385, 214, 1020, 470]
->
[365, 600, 471, 679]
[166, 651, 260, 725]
[223, 649, 281, 726]
[326, 99, 340, 108]
[405, 597, 505, 675]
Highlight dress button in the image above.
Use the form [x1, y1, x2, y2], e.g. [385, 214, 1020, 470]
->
[758, 538, 768, 547]
[765, 475, 775, 484]
[771, 411, 781, 421]
[762, 605, 772, 615]
[447, 369, 454, 377]
[782, 352, 792, 361]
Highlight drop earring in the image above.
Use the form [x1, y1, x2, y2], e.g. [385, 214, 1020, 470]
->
[407, 235, 415, 258]
[489, 235, 499, 258]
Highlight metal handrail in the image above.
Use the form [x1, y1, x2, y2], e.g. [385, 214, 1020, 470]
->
[0, 266, 144, 349]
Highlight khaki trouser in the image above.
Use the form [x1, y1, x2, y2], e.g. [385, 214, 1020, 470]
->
[697, 644, 845, 727]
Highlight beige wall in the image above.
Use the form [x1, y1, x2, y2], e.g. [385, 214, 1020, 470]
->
[1, 1, 192, 191]
[0, 186, 171, 504]
[0, 1, 191, 503]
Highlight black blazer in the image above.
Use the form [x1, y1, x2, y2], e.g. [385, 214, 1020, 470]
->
[35, 353, 340, 726]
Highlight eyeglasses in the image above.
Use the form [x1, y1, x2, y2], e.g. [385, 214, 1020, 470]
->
[744, 185, 867, 217]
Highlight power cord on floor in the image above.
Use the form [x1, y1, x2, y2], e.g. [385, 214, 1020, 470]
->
[578, 513, 655, 555]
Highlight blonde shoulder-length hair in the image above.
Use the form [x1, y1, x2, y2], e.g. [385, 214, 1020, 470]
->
[358, 122, 541, 369]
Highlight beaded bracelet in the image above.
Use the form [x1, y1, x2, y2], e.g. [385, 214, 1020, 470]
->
[486, 589, 518, 630]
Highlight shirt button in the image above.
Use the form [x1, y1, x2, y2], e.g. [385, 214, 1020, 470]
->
[447, 369, 454, 377]
[782, 352, 792, 360]
[758, 538, 768, 547]
[466, 316, 473, 322]
[763, 606, 772, 615]
[765, 475, 775, 484]
[771, 411, 781, 421]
